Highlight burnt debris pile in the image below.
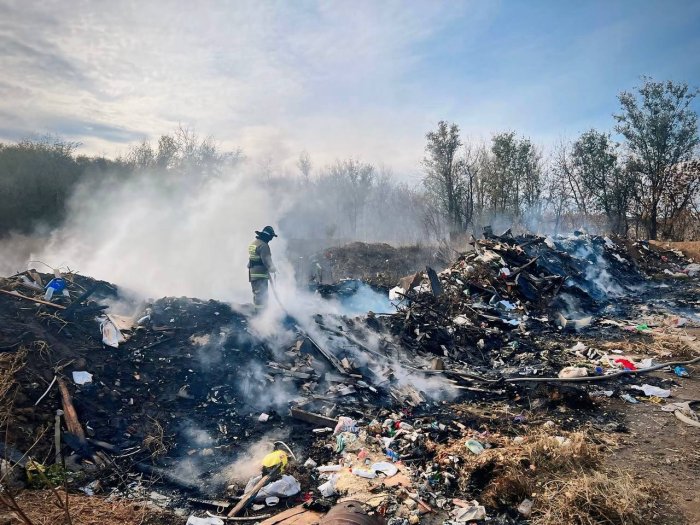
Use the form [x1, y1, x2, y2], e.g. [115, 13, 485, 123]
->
[0, 233, 699, 524]
[384, 233, 699, 360]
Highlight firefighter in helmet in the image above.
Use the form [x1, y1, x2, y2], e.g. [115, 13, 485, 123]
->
[248, 226, 277, 311]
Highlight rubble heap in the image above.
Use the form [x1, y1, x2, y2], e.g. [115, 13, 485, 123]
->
[385, 234, 699, 371]
[0, 233, 699, 524]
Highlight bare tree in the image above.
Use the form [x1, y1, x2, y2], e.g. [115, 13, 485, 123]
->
[155, 134, 178, 170]
[327, 159, 375, 237]
[460, 143, 484, 231]
[126, 139, 156, 169]
[542, 163, 574, 234]
[297, 151, 312, 182]
[123, 126, 240, 179]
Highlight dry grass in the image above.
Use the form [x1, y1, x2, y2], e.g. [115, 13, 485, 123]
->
[142, 418, 172, 458]
[435, 430, 602, 507]
[650, 240, 700, 262]
[433, 426, 679, 524]
[588, 335, 699, 360]
[0, 489, 173, 525]
[535, 470, 682, 525]
[0, 277, 20, 291]
[0, 348, 26, 429]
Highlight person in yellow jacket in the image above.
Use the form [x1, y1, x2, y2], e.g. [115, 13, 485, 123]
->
[248, 226, 277, 312]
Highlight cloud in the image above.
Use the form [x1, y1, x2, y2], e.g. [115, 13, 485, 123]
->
[46, 118, 142, 144]
[0, 1, 476, 171]
[0, 0, 698, 174]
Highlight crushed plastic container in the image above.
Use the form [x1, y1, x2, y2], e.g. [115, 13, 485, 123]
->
[674, 366, 690, 378]
[465, 439, 485, 455]
[318, 473, 339, 497]
[44, 278, 67, 301]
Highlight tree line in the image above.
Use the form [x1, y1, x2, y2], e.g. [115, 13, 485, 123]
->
[0, 78, 698, 243]
[423, 77, 700, 240]
[0, 126, 428, 244]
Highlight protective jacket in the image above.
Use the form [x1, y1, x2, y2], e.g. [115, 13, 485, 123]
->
[248, 238, 275, 281]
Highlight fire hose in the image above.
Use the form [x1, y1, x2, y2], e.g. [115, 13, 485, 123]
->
[268, 274, 287, 314]
[502, 355, 700, 383]
[408, 356, 700, 384]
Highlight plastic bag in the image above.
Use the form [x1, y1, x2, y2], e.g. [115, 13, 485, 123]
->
[614, 358, 637, 371]
[630, 384, 671, 398]
[318, 473, 339, 497]
[371, 461, 398, 477]
[99, 316, 126, 348]
[333, 416, 357, 435]
[558, 366, 588, 378]
[244, 474, 300, 502]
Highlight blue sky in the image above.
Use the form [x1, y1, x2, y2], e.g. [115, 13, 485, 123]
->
[0, 0, 698, 179]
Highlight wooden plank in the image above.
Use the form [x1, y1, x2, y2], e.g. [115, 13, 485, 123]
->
[304, 334, 349, 376]
[228, 465, 280, 516]
[290, 407, 337, 427]
[57, 378, 86, 440]
[0, 289, 66, 309]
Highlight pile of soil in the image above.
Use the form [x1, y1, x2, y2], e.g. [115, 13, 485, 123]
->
[318, 242, 445, 287]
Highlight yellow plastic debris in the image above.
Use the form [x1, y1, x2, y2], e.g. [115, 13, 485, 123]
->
[261, 450, 288, 472]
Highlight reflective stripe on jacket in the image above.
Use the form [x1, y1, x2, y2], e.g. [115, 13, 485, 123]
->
[248, 238, 275, 280]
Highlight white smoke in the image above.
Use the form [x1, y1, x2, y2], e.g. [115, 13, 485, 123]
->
[573, 243, 624, 297]
[216, 429, 291, 485]
[20, 168, 293, 302]
[235, 359, 305, 411]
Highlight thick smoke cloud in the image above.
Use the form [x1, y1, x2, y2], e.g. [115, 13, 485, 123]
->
[0, 155, 428, 301]
[25, 169, 290, 302]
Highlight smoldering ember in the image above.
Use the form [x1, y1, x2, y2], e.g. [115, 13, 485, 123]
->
[1, 230, 699, 525]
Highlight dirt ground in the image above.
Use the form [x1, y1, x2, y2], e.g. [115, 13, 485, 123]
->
[309, 242, 446, 287]
[651, 240, 700, 262]
[606, 360, 700, 523]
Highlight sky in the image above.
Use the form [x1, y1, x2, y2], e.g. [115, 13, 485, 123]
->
[1, 0, 699, 180]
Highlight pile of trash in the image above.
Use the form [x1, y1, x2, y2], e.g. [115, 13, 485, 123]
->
[385, 233, 700, 359]
[0, 232, 699, 524]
